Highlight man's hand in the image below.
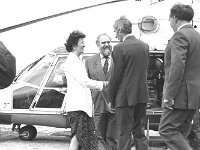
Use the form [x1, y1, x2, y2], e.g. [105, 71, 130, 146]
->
[106, 102, 115, 113]
[103, 81, 109, 88]
[164, 99, 174, 110]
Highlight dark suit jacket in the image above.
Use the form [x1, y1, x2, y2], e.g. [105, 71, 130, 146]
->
[162, 24, 200, 109]
[108, 35, 149, 108]
[85, 53, 113, 113]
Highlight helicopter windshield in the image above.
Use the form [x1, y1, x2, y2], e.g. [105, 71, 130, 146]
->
[18, 55, 54, 86]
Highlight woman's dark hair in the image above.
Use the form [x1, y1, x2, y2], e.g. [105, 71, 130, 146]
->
[170, 3, 194, 22]
[64, 30, 86, 52]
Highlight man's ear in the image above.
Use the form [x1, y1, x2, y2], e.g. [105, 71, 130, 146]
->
[96, 42, 100, 47]
[174, 16, 178, 24]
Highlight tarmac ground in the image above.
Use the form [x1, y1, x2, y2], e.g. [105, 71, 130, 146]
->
[1, 124, 199, 150]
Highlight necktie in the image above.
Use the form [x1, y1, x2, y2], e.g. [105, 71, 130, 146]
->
[103, 56, 109, 75]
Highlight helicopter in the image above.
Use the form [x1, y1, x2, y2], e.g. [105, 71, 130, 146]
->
[0, 46, 98, 140]
[0, 0, 200, 141]
[0, 46, 164, 141]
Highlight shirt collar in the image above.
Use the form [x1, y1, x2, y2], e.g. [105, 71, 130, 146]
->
[100, 53, 111, 59]
[177, 23, 191, 31]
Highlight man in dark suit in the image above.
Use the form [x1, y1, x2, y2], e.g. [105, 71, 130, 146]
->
[158, 3, 200, 150]
[85, 33, 117, 150]
[108, 16, 150, 150]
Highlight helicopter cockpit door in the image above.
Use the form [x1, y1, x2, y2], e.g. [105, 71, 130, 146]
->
[32, 56, 67, 111]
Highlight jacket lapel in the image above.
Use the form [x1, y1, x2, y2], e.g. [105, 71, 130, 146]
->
[124, 35, 136, 42]
[93, 54, 106, 80]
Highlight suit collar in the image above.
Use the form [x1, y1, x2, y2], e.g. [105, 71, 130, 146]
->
[124, 35, 136, 41]
[69, 52, 81, 62]
[99, 53, 111, 60]
[177, 23, 193, 31]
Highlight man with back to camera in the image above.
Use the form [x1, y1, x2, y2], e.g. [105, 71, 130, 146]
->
[158, 3, 200, 150]
[85, 33, 117, 150]
[108, 16, 150, 150]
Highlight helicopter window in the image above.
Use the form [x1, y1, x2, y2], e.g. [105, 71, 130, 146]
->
[35, 89, 65, 108]
[13, 86, 38, 109]
[14, 56, 45, 82]
[22, 55, 54, 86]
[45, 57, 67, 88]
[138, 16, 159, 33]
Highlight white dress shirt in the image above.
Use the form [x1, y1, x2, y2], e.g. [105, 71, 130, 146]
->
[100, 53, 111, 70]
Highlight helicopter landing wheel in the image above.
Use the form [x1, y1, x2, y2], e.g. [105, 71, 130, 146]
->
[19, 125, 37, 141]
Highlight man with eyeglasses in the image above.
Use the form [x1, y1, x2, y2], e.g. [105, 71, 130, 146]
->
[85, 33, 117, 150]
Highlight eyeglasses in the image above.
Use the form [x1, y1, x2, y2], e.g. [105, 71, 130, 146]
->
[100, 41, 111, 44]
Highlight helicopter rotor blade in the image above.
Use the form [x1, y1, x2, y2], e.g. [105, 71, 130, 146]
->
[0, 0, 129, 33]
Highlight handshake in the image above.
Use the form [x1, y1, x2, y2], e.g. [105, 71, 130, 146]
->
[103, 81, 109, 88]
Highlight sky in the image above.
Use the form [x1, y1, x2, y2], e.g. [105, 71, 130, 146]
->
[0, 0, 199, 71]
[0, 0, 147, 71]
[0, 0, 113, 29]
[0, 0, 115, 71]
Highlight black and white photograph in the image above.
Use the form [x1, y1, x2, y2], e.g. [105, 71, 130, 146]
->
[0, 0, 200, 149]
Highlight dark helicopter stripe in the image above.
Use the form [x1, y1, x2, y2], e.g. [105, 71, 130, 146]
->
[0, 114, 11, 124]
